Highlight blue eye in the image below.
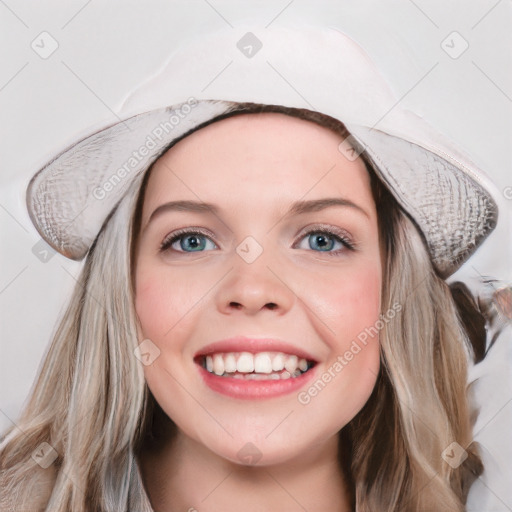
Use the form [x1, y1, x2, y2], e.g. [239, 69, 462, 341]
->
[296, 228, 355, 255]
[160, 229, 217, 253]
[160, 226, 355, 255]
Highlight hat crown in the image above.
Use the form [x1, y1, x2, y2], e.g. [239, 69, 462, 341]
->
[120, 25, 406, 129]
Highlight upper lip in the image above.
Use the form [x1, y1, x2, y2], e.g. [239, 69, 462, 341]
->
[194, 335, 318, 362]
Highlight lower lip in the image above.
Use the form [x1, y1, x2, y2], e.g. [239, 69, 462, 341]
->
[197, 364, 318, 400]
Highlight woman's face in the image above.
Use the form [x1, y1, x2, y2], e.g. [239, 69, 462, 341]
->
[134, 112, 382, 466]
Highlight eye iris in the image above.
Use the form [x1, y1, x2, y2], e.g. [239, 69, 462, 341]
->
[309, 233, 334, 251]
[181, 234, 205, 251]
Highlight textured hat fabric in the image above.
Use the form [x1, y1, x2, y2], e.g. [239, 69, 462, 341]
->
[26, 25, 499, 276]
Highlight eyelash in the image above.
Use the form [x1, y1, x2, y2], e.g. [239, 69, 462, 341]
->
[159, 225, 356, 256]
[160, 228, 216, 253]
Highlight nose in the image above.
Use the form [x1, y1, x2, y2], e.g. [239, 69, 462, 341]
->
[215, 247, 296, 316]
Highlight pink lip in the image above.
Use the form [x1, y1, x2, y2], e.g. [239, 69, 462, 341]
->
[197, 365, 318, 400]
[194, 335, 318, 361]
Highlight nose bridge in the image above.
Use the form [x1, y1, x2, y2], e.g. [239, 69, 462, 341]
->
[215, 234, 295, 314]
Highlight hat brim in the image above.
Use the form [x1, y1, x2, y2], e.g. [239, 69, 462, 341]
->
[26, 99, 498, 277]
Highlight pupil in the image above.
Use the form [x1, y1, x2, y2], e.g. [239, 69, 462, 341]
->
[183, 235, 203, 251]
[312, 234, 332, 251]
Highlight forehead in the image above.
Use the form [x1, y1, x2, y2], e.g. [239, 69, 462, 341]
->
[141, 112, 374, 216]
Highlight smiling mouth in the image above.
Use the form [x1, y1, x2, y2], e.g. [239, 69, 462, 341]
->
[196, 351, 316, 380]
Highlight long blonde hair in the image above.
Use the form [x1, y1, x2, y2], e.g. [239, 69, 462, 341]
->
[0, 104, 484, 511]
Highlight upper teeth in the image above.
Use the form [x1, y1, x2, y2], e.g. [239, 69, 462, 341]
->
[204, 351, 310, 376]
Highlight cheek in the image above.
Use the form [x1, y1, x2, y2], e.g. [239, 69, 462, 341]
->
[134, 265, 190, 340]
[135, 276, 169, 338]
[134, 267, 197, 404]
[333, 266, 381, 410]
[298, 265, 382, 426]
[134, 262, 217, 344]
[317, 263, 382, 342]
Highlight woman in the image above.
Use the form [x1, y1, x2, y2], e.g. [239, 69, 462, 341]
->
[0, 26, 502, 511]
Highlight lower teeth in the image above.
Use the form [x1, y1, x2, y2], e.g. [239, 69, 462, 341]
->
[207, 368, 308, 379]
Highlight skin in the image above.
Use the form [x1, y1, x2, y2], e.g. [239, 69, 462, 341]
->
[134, 113, 382, 512]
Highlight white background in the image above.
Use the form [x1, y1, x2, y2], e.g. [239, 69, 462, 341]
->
[1, 1, 511, 509]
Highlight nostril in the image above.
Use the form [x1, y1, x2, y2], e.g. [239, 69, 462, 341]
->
[227, 302, 277, 310]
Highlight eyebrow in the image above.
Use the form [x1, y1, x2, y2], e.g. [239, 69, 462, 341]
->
[144, 197, 370, 231]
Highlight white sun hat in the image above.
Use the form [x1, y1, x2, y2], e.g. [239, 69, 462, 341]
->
[25, 24, 499, 277]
